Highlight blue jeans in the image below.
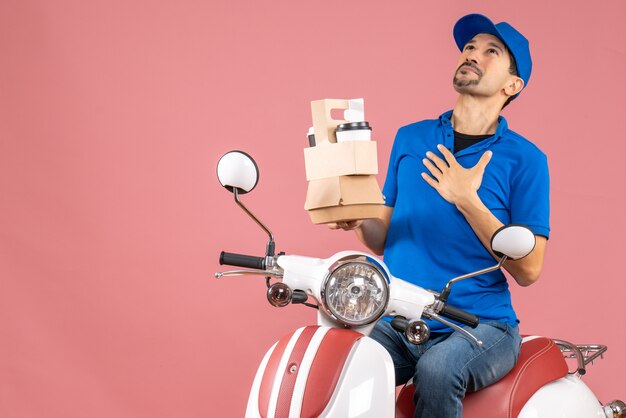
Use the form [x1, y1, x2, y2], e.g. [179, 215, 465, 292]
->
[370, 319, 522, 418]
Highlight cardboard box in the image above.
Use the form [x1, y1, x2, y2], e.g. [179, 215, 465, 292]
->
[303, 140, 378, 181]
[304, 175, 384, 224]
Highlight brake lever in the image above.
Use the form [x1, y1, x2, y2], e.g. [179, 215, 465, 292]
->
[214, 269, 283, 279]
[424, 308, 483, 348]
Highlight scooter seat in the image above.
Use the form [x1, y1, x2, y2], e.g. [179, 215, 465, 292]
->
[395, 336, 569, 418]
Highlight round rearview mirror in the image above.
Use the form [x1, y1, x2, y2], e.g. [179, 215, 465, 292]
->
[216, 151, 259, 194]
[490, 225, 536, 260]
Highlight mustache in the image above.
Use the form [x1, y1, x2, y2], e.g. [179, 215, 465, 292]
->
[456, 62, 482, 76]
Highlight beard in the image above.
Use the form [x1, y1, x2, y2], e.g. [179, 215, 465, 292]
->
[453, 76, 480, 88]
[453, 63, 482, 90]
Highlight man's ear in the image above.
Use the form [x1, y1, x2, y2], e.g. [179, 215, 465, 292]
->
[504, 76, 524, 98]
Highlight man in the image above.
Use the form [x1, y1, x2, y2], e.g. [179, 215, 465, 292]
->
[330, 14, 549, 418]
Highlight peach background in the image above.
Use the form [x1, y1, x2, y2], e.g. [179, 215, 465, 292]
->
[1, 0, 624, 417]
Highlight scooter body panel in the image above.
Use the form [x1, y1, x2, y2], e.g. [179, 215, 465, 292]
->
[245, 326, 395, 418]
[246, 341, 277, 418]
[318, 336, 395, 417]
[518, 374, 606, 418]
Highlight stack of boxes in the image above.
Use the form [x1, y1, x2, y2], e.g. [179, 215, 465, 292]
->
[304, 99, 384, 224]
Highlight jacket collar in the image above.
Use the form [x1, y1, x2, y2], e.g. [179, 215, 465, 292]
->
[439, 110, 508, 156]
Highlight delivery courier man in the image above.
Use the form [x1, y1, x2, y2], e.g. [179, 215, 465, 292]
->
[330, 13, 549, 418]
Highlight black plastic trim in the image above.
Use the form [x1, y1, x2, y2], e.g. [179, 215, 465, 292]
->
[335, 121, 372, 132]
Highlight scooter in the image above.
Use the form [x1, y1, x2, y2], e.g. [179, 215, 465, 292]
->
[214, 150, 625, 418]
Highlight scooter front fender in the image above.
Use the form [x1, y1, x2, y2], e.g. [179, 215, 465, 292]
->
[246, 325, 395, 418]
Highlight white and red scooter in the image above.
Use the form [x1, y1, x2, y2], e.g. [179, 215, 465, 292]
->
[215, 150, 625, 418]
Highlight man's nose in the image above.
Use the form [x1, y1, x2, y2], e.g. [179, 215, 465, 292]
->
[465, 51, 479, 64]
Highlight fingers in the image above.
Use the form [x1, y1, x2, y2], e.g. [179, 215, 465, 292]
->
[421, 172, 439, 189]
[328, 220, 363, 231]
[344, 220, 363, 230]
[436, 144, 457, 166]
[425, 151, 448, 173]
[422, 158, 442, 180]
[428, 145, 491, 174]
[474, 150, 492, 173]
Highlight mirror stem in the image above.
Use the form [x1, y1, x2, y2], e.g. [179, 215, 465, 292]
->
[439, 255, 508, 302]
[233, 188, 276, 256]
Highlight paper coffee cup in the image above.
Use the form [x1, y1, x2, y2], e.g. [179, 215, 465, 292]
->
[335, 121, 372, 142]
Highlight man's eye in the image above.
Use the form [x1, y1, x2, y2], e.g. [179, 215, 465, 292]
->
[487, 48, 498, 55]
[464, 45, 475, 51]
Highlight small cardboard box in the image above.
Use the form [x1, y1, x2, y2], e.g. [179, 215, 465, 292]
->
[303, 140, 378, 181]
[304, 175, 384, 224]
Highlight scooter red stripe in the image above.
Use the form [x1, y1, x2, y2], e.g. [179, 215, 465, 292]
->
[273, 326, 319, 418]
[300, 328, 363, 418]
[258, 331, 293, 417]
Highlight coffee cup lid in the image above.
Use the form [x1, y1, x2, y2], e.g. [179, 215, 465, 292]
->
[336, 121, 372, 132]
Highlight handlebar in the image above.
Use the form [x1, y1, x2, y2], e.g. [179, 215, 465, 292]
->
[219, 251, 266, 270]
[439, 304, 480, 328]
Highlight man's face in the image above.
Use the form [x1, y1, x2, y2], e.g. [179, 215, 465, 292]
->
[453, 33, 516, 99]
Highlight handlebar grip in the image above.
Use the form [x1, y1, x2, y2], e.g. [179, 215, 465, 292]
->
[391, 316, 409, 333]
[219, 251, 266, 269]
[440, 305, 480, 328]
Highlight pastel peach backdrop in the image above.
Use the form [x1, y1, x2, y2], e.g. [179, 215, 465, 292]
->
[1, 0, 624, 417]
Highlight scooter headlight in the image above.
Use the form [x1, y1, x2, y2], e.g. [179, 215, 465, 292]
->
[321, 257, 390, 326]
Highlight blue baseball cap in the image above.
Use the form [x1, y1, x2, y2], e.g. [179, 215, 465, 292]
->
[453, 14, 532, 97]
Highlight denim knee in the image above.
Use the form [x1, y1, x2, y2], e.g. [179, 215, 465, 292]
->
[413, 354, 465, 395]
